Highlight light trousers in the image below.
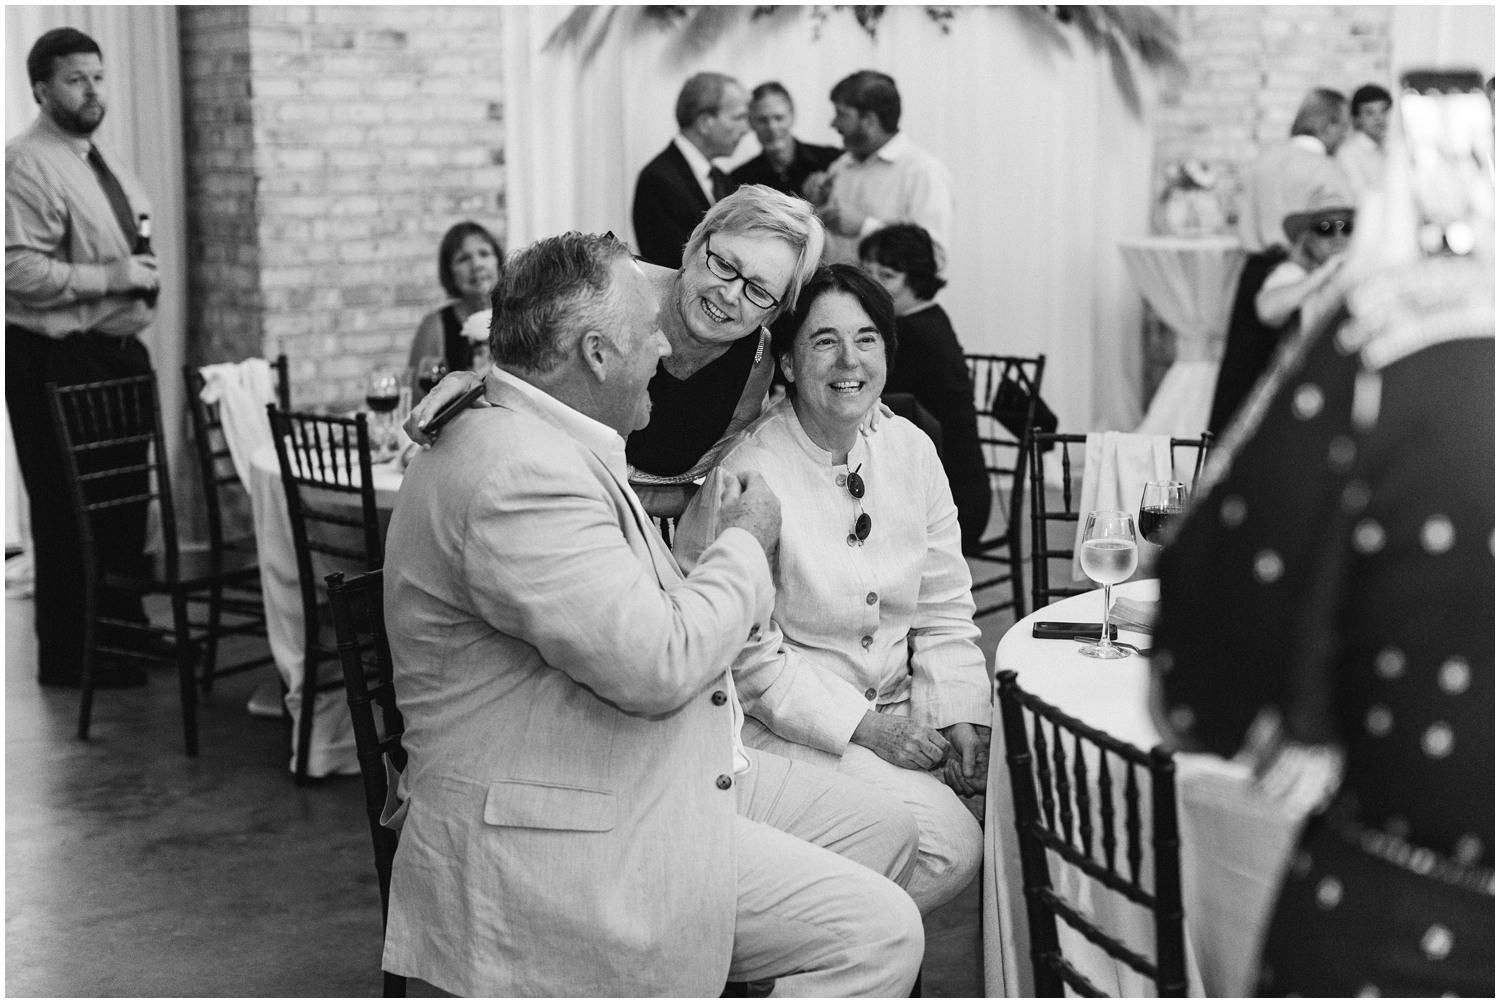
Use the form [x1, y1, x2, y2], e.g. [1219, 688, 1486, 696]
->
[730, 748, 926, 997]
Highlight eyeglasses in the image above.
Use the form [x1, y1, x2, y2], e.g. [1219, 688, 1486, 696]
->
[704, 238, 781, 310]
[845, 463, 872, 545]
[1312, 218, 1353, 237]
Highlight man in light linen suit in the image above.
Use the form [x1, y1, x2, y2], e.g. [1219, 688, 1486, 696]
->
[382, 231, 925, 997]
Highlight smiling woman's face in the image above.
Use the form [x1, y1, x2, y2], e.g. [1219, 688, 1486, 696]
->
[781, 289, 888, 430]
[677, 231, 798, 347]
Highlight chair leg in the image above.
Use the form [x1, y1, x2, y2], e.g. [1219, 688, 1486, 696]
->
[172, 591, 199, 756]
[295, 649, 318, 784]
[200, 582, 223, 694]
[382, 971, 406, 997]
[78, 586, 98, 741]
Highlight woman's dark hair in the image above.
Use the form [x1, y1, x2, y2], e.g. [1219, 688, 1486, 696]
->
[858, 224, 947, 301]
[770, 264, 897, 382]
[437, 221, 502, 299]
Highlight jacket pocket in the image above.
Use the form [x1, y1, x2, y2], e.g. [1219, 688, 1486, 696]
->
[482, 779, 618, 832]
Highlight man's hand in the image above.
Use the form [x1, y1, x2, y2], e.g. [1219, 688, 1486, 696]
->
[719, 470, 781, 558]
[940, 723, 990, 795]
[801, 171, 832, 205]
[106, 254, 158, 294]
[405, 369, 484, 446]
[851, 711, 950, 771]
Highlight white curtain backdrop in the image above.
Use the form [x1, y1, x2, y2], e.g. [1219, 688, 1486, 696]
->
[502, 5, 1156, 435]
[4, 4, 187, 551]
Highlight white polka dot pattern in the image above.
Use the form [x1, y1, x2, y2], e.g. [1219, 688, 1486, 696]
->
[1253, 549, 1284, 583]
[1352, 519, 1385, 554]
[1420, 923, 1454, 961]
[1328, 435, 1356, 471]
[1421, 722, 1454, 758]
[1315, 875, 1343, 909]
[1420, 515, 1455, 554]
[1454, 833, 1482, 864]
[1437, 657, 1471, 695]
[1293, 383, 1324, 420]
[1365, 705, 1394, 737]
[1373, 646, 1405, 679]
[1357, 984, 1380, 998]
[1168, 705, 1195, 732]
[1340, 480, 1371, 514]
[1220, 495, 1247, 528]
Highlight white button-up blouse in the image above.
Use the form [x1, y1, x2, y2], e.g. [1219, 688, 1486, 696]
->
[674, 397, 991, 757]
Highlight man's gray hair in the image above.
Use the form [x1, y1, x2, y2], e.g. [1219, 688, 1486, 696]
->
[676, 72, 740, 131]
[1290, 88, 1348, 138]
[489, 232, 632, 373]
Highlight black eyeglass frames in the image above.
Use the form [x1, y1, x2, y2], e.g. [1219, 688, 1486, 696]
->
[1312, 218, 1353, 236]
[845, 464, 872, 545]
[704, 238, 781, 310]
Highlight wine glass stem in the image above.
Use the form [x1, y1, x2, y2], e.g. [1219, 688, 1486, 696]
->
[1100, 583, 1113, 648]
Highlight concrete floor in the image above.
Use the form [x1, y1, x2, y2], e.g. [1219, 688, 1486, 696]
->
[5, 587, 1016, 997]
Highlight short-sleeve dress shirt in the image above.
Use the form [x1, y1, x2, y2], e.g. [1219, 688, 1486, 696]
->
[673, 397, 990, 756]
[5, 113, 154, 337]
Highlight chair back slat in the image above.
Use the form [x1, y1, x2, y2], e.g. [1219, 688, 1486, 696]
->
[184, 355, 289, 550]
[325, 570, 408, 998]
[1028, 431, 1089, 613]
[47, 374, 180, 580]
[963, 353, 1047, 618]
[998, 670, 1186, 997]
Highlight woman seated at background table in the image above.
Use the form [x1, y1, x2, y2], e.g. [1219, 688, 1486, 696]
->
[406, 186, 825, 517]
[674, 264, 990, 915]
[1207, 195, 1352, 435]
[406, 221, 503, 402]
[858, 224, 991, 554]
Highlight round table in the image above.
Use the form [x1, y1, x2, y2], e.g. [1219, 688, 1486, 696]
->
[247, 443, 405, 777]
[1120, 236, 1246, 437]
[981, 580, 1306, 997]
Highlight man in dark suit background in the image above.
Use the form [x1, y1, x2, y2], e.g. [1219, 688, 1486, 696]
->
[730, 82, 841, 200]
[631, 72, 749, 268]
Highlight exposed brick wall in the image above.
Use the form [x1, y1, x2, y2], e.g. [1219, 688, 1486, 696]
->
[1152, 4, 1393, 234]
[180, 5, 506, 408]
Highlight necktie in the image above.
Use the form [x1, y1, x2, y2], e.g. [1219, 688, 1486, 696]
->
[710, 166, 732, 203]
[87, 144, 137, 246]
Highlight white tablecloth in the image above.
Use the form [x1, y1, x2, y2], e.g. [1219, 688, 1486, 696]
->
[981, 581, 1305, 997]
[247, 443, 403, 777]
[1121, 236, 1246, 437]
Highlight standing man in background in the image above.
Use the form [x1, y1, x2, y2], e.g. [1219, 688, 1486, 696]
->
[632, 72, 750, 268]
[1236, 87, 1354, 252]
[6, 27, 161, 690]
[730, 81, 841, 199]
[1337, 83, 1392, 197]
[805, 70, 954, 272]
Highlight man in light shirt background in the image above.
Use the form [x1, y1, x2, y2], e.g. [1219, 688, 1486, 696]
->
[1337, 83, 1392, 197]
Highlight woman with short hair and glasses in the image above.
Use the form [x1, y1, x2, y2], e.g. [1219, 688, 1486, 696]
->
[673, 264, 990, 916]
[407, 185, 828, 517]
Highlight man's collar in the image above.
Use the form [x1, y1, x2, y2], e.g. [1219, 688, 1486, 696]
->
[673, 133, 715, 181]
[1291, 134, 1328, 155]
[488, 366, 621, 456]
[33, 111, 92, 156]
[870, 130, 909, 163]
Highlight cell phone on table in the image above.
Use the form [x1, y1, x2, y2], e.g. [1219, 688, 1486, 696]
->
[1032, 621, 1118, 641]
[424, 381, 487, 438]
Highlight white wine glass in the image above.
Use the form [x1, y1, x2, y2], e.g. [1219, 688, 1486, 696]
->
[1139, 480, 1189, 547]
[1079, 510, 1139, 659]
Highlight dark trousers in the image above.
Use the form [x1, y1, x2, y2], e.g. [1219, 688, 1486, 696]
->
[6, 325, 153, 682]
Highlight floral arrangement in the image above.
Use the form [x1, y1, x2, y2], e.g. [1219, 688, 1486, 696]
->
[1159, 159, 1225, 235]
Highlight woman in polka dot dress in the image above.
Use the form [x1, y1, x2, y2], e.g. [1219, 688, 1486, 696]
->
[1151, 236, 1494, 993]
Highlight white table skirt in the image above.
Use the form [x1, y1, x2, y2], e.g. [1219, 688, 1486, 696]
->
[1121, 236, 1246, 437]
[247, 443, 402, 777]
[981, 580, 1306, 997]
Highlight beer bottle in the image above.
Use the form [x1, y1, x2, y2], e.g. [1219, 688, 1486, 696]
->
[134, 214, 158, 308]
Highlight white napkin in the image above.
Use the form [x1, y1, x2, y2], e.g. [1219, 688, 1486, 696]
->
[1071, 431, 1173, 581]
[198, 358, 278, 489]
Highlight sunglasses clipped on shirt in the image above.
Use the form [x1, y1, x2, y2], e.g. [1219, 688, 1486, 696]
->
[845, 464, 872, 545]
[704, 238, 781, 310]
[1312, 218, 1354, 237]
